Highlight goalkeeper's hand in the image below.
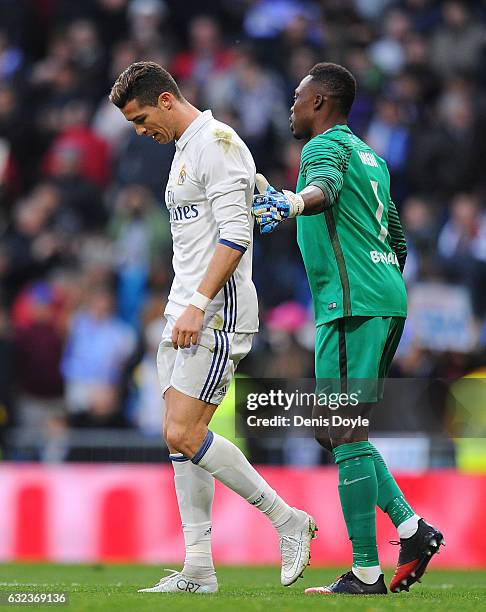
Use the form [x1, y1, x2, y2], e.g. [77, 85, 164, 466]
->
[252, 174, 304, 234]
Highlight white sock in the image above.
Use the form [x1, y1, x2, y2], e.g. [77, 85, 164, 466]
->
[171, 453, 216, 579]
[195, 432, 297, 535]
[352, 565, 382, 584]
[397, 514, 421, 539]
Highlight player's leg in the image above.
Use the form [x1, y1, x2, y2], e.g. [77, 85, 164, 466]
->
[165, 394, 318, 587]
[161, 390, 216, 583]
[162, 391, 217, 586]
[164, 386, 311, 539]
[171, 454, 215, 580]
[139, 319, 217, 594]
[308, 433, 386, 595]
[372, 317, 418, 534]
[375, 318, 444, 593]
[167, 393, 215, 585]
[307, 318, 386, 595]
[157, 328, 316, 589]
[371, 317, 420, 534]
[169, 330, 317, 586]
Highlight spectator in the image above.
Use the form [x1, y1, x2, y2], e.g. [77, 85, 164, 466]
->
[109, 184, 170, 326]
[92, 41, 138, 149]
[401, 195, 439, 284]
[66, 20, 107, 100]
[0, 303, 13, 436]
[0, 84, 32, 196]
[13, 282, 65, 433]
[69, 384, 128, 428]
[354, 0, 394, 22]
[45, 146, 107, 233]
[112, 128, 174, 198]
[402, 0, 441, 35]
[0, 30, 24, 81]
[369, 7, 411, 76]
[204, 48, 288, 171]
[408, 78, 479, 198]
[61, 283, 136, 414]
[43, 100, 111, 189]
[438, 193, 486, 316]
[1, 198, 62, 304]
[243, 0, 320, 41]
[171, 15, 235, 86]
[130, 301, 165, 435]
[365, 96, 410, 199]
[127, 0, 172, 55]
[95, 0, 130, 48]
[429, 0, 486, 79]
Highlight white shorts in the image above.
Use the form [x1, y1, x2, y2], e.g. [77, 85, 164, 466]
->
[157, 315, 254, 405]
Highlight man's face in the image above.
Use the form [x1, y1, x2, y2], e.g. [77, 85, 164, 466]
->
[121, 96, 175, 144]
[290, 75, 318, 140]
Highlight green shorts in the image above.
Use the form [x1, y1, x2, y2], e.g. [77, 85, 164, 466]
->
[315, 316, 405, 403]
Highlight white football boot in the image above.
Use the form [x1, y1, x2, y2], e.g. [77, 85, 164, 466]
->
[279, 509, 318, 586]
[138, 569, 218, 594]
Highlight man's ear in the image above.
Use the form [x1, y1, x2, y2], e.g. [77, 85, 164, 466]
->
[313, 94, 324, 111]
[158, 92, 173, 110]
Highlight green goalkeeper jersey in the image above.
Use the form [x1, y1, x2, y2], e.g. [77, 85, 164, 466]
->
[296, 124, 408, 325]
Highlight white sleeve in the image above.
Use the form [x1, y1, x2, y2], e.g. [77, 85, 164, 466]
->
[198, 136, 254, 250]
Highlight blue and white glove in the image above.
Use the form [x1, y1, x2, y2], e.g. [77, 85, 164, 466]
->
[252, 174, 305, 234]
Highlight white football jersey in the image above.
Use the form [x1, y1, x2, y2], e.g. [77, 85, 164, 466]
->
[164, 110, 259, 333]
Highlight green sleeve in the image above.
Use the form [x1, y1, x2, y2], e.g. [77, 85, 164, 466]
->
[299, 140, 346, 207]
[388, 199, 407, 272]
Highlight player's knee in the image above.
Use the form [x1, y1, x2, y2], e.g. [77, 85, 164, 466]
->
[164, 425, 190, 454]
[314, 430, 333, 453]
[330, 434, 368, 448]
[330, 436, 351, 449]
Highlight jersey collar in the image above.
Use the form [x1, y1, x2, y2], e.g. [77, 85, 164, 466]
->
[322, 124, 351, 135]
[176, 110, 213, 151]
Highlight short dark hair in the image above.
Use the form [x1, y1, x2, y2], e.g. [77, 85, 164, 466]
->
[308, 62, 356, 116]
[109, 61, 183, 108]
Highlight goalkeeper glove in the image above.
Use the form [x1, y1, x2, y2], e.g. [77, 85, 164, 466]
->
[252, 174, 304, 234]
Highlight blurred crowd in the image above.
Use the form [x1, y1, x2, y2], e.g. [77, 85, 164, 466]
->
[1, 0, 486, 462]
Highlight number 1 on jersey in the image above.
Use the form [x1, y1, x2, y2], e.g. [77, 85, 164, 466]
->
[370, 180, 388, 242]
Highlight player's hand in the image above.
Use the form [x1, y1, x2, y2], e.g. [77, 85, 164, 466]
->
[252, 176, 292, 235]
[172, 305, 204, 349]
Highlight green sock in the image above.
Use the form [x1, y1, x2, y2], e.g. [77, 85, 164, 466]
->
[369, 443, 415, 528]
[333, 441, 379, 568]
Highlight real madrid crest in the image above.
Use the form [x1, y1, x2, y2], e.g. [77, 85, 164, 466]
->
[177, 164, 187, 185]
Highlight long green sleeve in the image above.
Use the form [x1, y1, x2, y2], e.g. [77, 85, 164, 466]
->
[388, 199, 407, 273]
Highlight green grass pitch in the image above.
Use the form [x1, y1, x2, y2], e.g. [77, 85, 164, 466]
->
[0, 564, 484, 611]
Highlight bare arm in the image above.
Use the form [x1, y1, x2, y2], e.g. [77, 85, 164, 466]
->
[299, 185, 329, 215]
[171, 243, 243, 349]
[197, 243, 243, 298]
